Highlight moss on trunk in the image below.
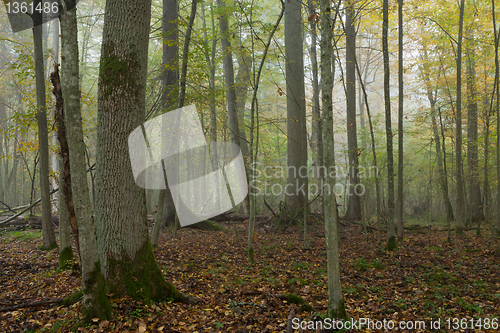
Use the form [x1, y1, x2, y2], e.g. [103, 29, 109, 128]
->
[81, 262, 112, 322]
[386, 235, 397, 251]
[58, 246, 75, 269]
[248, 246, 255, 265]
[105, 241, 184, 303]
[327, 298, 348, 320]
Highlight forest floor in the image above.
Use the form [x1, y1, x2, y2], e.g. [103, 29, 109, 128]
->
[0, 219, 499, 332]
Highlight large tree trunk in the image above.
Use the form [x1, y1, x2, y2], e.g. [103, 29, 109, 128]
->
[383, 0, 396, 250]
[320, 0, 347, 320]
[455, 0, 466, 235]
[59, 1, 112, 320]
[33, 1, 57, 249]
[465, 46, 483, 224]
[345, 0, 361, 222]
[284, 0, 308, 213]
[95, 0, 183, 303]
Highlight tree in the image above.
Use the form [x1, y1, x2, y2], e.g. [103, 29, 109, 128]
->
[320, 0, 347, 320]
[307, 0, 323, 181]
[58, 0, 112, 320]
[284, 0, 308, 213]
[151, 0, 179, 248]
[383, 0, 396, 250]
[216, 0, 243, 161]
[345, 0, 362, 221]
[397, 0, 404, 239]
[455, 0, 465, 235]
[492, 0, 500, 239]
[33, 0, 56, 249]
[94, 0, 184, 303]
[465, 38, 483, 224]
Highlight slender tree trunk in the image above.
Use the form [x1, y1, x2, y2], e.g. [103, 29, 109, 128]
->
[421, 41, 455, 222]
[383, 0, 396, 250]
[345, 0, 361, 221]
[320, 0, 347, 319]
[59, 0, 111, 320]
[397, 0, 404, 239]
[51, 67, 80, 266]
[492, 0, 500, 239]
[95, 0, 184, 304]
[216, 0, 242, 159]
[307, 0, 323, 179]
[33, 1, 57, 249]
[151, 0, 179, 248]
[235, 39, 251, 162]
[455, 0, 466, 235]
[248, 5, 284, 264]
[57, 156, 74, 269]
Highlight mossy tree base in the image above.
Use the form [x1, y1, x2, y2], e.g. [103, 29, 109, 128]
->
[59, 246, 75, 269]
[327, 298, 348, 321]
[105, 241, 184, 304]
[386, 236, 397, 251]
[40, 242, 58, 251]
[81, 262, 112, 322]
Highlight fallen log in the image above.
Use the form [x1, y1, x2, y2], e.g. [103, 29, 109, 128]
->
[0, 188, 59, 226]
[211, 214, 271, 222]
[0, 298, 63, 312]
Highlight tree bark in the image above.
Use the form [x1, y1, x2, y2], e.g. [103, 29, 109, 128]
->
[284, 0, 308, 213]
[383, 0, 396, 250]
[345, 0, 361, 222]
[320, 0, 347, 319]
[216, 0, 243, 160]
[151, 0, 179, 248]
[59, 1, 112, 320]
[307, 0, 323, 181]
[95, 0, 183, 304]
[33, 0, 56, 250]
[455, 0, 466, 235]
[492, 0, 500, 239]
[465, 45, 483, 224]
[397, 0, 404, 239]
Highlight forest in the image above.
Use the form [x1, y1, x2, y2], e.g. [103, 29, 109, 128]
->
[0, 0, 500, 332]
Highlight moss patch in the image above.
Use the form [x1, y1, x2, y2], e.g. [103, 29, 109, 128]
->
[61, 290, 83, 306]
[105, 241, 184, 303]
[99, 42, 140, 101]
[192, 220, 229, 232]
[279, 293, 314, 312]
[58, 246, 75, 269]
